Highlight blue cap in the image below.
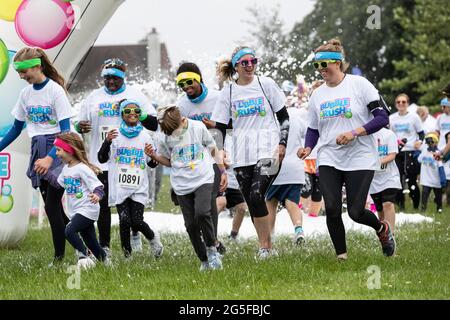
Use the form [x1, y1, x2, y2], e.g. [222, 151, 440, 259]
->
[441, 98, 450, 107]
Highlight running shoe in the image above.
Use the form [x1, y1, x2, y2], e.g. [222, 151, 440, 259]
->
[377, 221, 396, 257]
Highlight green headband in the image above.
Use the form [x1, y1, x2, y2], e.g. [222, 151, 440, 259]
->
[13, 58, 42, 71]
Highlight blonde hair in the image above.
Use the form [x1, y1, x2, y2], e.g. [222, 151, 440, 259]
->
[395, 93, 410, 104]
[14, 47, 67, 90]
[57, 132, 102, 175]
[314, 38, 350, 72]
[158, 106, 182, 136]
[416, 106, 429, 120]
[216, 45, 251, 83]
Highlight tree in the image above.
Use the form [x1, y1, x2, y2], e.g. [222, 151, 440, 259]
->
[379, 0, 450, 106]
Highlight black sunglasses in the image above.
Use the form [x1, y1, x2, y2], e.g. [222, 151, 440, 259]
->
[237, 58, 258, 68]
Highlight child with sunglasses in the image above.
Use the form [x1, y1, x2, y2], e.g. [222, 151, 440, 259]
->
[75, 58, 157, 255]
[146, 106, 227, 271]
[45, 132, 109, 270]
[175, 62, 228, 255]
[97, 99, 163, 258]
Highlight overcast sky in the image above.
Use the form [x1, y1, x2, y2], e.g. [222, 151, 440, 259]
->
[96, 0, 315, 79]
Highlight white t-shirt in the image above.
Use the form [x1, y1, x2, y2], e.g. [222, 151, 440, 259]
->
[273, 108, 306, 185]
[77, 86, 156, 171]
[211, 76, 286, 168]
[178, 89, 220, 121]
[369, 128, 401, 194]
[107, 130, 154, 206]
[436, 113, 450, 150]
[307, 74, 380, 171]
[418, 146, 443, 188]
[57, 163, 103, 221]
[422, 115, 437, 134]
[12, 79, 73, 138]
[389, 111, 423, 151]
[224, 134, 239, 190]
[158, 119, 215, 196]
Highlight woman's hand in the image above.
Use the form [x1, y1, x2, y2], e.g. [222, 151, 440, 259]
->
[106, 129, 118, 142]
[202, 118, 216, 129]
[297, 147, 311, 160]
[144, 143, 155, 158]
[88, 193, 100, 204]
[336, 132, 356, 145]
[34, 156, 53, 175]
[219, 172, 228, 193]
[278, 144, 286, 163]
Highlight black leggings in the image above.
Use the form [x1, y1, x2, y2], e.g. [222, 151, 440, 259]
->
[116, 198, 155, 256]
[211, 164, 221, 238]
[301, 172, 322, 202]
[234, 159, 277, 219]
[395, 151, 421, 209]
[39, 179, 69, 259]
[421, 186, 442, 211]
[319, 166, 382, 255]
[97, 171, 111, 248]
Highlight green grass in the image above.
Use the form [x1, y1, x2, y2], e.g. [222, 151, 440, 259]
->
[0, 189, 449, 299]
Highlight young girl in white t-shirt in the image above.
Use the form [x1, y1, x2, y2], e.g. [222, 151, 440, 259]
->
[98, 100, 163, 258]
[45, 132, 108, 270]
[147, 106, 228, 272]
[0, 47, 72, 265]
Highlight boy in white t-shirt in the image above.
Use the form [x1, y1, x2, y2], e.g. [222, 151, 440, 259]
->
[147, 106, 228, 272]
[418, 132, 447, 213]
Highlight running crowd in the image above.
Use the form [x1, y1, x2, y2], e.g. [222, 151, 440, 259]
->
[1, 38, 449, 271]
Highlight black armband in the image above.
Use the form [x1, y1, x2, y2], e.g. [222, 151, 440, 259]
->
[141, 114, 158, 132]
[276, 107, 290, 147]
[418, 131, 425, 142]
[97, 139, 112, 164]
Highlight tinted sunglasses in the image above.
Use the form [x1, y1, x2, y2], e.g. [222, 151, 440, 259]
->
[123, 108, 141, 115]
[237, 58, 258, 68]
[396, 100, 407, 104]
[103, 58, 126, 68]
[313, 60, 338, 69]
[177, 79, 195, 88]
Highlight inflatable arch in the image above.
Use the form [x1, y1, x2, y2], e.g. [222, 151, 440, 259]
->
[0, 0, 125, 248]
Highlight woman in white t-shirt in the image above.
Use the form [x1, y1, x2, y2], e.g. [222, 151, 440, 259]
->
[147, 106, 228, 271]
[97, 100, 163, 258]
[175, 62, 226, 255]
[0, 47, 73, 264]
[389, 93, 424, 210]
[212, 46, 290, 259]
[46, 132, 109, 269]
[298, 39, 396, 259]
[369, 128, 402, 232]
[76, 58, 157, 254]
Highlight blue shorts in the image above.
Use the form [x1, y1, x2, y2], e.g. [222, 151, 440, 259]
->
[266, 184, 302, 207]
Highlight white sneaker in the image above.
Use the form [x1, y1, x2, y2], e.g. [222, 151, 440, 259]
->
[77, 256, 96, 270]
[257, 248, 271, 260]
[294, 229, 305, 245]
[199, 261, 210, 272]
[149, 232, 164, 258]
[207, 247, 223, 270]
[103, 256, 113, 267]
[102, 246, 112, 258]
[131, 233, 143, 252]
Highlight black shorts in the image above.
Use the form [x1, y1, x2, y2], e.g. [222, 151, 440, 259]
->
[222, 188, 246, 209]
[370, 188, 400, 212]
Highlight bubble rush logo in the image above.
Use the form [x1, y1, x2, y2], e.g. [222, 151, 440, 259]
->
[393, 123, 410, 133]
[441, 123, 450, 130]
[189, 113, 212, 121]
[319, 98, 352, 119]
[0, 153, 13, 213]
[421, 156, 437, 169]
[115, 147, 146, 169]
[64, 176, 84, 199]
[97, 102, 120, 118]
[26, 105, 57, 125]
[172, 144, 204, 165]
[232, 97, 267, 118]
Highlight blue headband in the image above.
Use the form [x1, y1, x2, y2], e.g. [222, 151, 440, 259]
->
[441, 98, 450, 107]
[314, 52, 343, 61]
[101, 68, 126, 79]
[232, 48, 256, 67]
[119, 99, 141, 114]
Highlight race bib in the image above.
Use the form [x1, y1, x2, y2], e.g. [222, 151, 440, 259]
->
[117, 166, 142, 188]
[380, 163, 387, 172]
[99, 125, 119, 142]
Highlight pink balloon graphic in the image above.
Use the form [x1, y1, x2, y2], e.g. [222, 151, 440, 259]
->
[15, 0, 75, 49]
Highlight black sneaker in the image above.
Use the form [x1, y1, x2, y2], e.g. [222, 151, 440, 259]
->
[216, 241, 226, 255]
[377, 221, 396, 257]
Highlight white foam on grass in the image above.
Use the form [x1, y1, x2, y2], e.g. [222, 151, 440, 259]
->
[111, 209, 433, 240]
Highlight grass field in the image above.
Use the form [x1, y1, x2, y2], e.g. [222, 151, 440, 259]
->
[0, 176, 449, 300]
